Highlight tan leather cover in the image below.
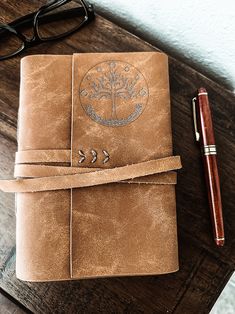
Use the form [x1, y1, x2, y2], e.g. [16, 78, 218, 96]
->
[14, 52, 180, 281]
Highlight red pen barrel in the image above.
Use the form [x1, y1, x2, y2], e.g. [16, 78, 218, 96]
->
[197, 87, 224, 246]
[203, 155, 224, 246]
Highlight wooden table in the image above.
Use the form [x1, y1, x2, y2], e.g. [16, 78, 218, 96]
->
[0, 1, 235, 313]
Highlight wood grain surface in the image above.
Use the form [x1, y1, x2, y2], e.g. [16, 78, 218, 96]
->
[0, 288, 29, 313]
[0, 1, 235, 313]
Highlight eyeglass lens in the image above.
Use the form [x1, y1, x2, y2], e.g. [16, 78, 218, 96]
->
[37, 0, 87, 40]
[0, 29, 24, 58]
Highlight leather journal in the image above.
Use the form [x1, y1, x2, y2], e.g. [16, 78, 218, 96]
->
[0, 51, 182, 281]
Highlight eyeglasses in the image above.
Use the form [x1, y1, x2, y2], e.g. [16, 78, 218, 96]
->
[0, 0, 95, 61]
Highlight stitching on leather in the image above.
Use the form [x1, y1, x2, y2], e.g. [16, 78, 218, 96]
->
[77, 149, 110, 164]
[78, 150, 86, 163]
[90, 149, 97, 163]
[102, 150, 110, 163]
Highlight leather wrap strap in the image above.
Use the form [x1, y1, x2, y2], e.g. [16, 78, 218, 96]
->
[15, 149, 71, 164]
[0, 155, 182, 193]
[14, 164, 177, 185]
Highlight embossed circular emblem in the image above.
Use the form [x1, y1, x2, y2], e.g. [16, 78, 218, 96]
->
[79, 60, 149, 127]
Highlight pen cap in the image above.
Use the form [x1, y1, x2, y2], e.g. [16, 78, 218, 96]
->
[197, 88, 216, 146]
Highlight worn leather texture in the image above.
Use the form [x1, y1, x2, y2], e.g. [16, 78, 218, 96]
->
[14, 52, 180, 281]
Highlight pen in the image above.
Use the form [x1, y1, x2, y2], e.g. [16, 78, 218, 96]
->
[192, 87, 225, 247]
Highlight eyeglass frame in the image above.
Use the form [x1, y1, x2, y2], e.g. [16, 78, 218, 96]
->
[0, 0, 95, 61]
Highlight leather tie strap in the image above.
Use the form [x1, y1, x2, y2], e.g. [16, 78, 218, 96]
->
[14, 164, 177, 185]
[0, 156, 182, 193]
[15, 149, 71, 164]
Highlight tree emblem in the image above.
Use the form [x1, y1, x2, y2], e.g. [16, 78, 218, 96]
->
[79, 61, 148, 127]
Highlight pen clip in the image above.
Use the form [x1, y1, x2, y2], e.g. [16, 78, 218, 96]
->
[192, 97, 200, 142]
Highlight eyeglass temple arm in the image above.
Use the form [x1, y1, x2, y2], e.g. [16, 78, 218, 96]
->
[0, 6, 94, 36]
[13, 7, 91, 28]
